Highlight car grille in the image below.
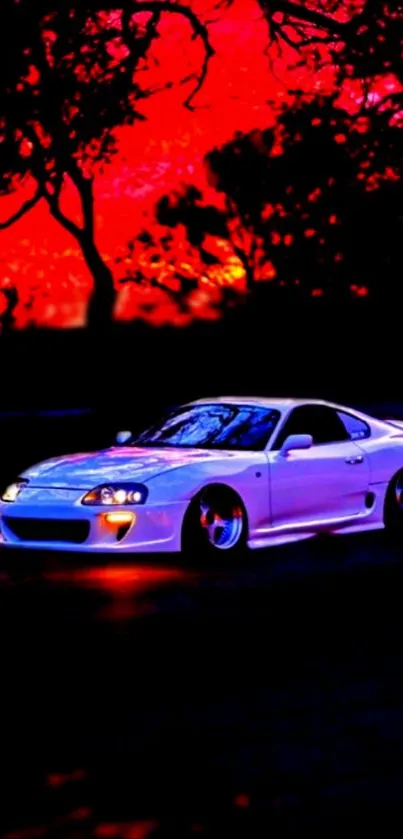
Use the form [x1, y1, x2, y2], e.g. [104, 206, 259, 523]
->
[3, 517, 90, 544]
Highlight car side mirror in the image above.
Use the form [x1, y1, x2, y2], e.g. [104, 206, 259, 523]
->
[115, 430, 132, 446]
[280, 433, 313, 456]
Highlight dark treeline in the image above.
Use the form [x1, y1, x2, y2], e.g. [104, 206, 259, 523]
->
[0, 301, 397, 408]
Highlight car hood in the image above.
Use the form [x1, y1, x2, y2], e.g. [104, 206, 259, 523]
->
[20, 446, 235, 489]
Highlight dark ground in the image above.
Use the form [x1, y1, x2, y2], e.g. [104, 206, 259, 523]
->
[1, 532, 403, 838]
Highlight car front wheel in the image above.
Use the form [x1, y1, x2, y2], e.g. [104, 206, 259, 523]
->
[182, 485, 247, 556]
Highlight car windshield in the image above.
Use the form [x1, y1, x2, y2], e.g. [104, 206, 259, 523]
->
[131, 403, 281, 451]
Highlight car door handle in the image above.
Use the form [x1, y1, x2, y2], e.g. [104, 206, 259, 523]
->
[345, 455, 364, 465]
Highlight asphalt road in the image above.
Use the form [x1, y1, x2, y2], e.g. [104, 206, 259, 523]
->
[2, 532, 403, 838]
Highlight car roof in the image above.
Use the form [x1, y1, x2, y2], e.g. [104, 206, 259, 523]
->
[188, 396, 338, 411]
[186, 397, 399, 438]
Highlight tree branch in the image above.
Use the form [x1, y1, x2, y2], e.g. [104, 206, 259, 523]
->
[269, 1, 346, 34]
[0, 187, 43, 230]
[64, 158, 95, 237]
[122, 1, 214, 108]
[20, 127, 81, 237]
[21, 124, 83, 239]
[20, 1, 214, 112]
[119, 4, 160, 78]
[43, 179, 83, 239]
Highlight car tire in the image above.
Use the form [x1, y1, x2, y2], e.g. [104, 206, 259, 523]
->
[384, 469, 403, 545]
[182, 485, 247, 558]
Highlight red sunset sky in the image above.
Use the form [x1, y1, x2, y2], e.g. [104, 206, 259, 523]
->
[0, 0, 391, 329]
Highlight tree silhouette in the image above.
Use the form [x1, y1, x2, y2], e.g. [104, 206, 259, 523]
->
[156, 95, 403, 302]
[236, 0, 403, 96]
[0, 0, 213, 329]
[0, 280, 19, 335]
[156, 184, 267, 290]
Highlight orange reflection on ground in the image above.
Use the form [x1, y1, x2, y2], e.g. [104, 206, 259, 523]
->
[45, 564, 186, 592]
[46, 768, 87, 788]
[234, 793, 250, 808]
[5, 820, 160, 839]
[95, 821, 160, 839]
[44, 564, 190, 619]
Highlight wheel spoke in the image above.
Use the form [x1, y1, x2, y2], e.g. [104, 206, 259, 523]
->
[199, 496, 243, 550]
[395, 477, 403, 508]
[207, 515, 226, 545]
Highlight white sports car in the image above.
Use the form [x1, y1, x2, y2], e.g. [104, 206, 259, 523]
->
[1, 396, 403, 556]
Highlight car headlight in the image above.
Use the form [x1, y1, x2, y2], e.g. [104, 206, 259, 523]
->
[1, 480, 28, 502]
[81, 483, 148, 506]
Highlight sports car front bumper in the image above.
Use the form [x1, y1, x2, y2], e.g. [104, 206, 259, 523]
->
[0, 499, 188, 553]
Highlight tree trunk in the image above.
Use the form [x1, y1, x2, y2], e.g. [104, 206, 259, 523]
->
[79, 233, 116, 331]
[0, 287, 18, 334]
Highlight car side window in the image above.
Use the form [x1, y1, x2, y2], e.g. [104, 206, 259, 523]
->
[272, 405, 350, 449]
[337, 410, 371, 440]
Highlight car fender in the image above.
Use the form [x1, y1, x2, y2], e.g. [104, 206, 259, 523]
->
[359, 435, 403, 486]
[145, 460, 269, 529]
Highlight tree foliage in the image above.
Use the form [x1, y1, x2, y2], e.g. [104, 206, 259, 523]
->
[156, 95, 403, 301]
[0, 0, 214, 328]
[243, 0, 403, 94]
